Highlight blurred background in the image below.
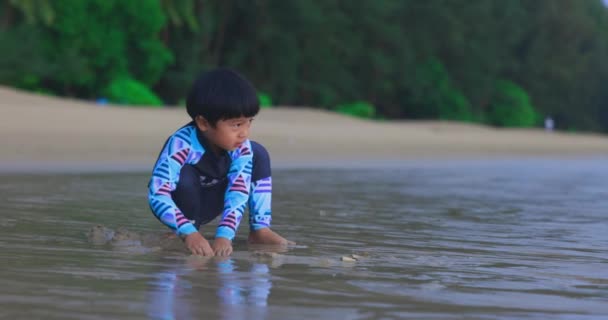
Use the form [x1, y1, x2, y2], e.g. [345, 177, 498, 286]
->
[2, 0, 608, 133]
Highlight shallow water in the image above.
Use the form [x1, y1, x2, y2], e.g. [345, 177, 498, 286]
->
[1, 159, 607, 319]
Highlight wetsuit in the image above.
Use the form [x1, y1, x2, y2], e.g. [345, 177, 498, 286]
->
[147, 122, 272, 240]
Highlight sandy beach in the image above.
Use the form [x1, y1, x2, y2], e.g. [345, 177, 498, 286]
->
[1, 86, 607, 172]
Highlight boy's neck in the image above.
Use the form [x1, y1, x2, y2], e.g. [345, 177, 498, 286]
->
[196, 127, 226, 156]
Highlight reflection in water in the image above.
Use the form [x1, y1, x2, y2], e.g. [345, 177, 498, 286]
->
[147, 258, 272, 320]
[148, 271, 187, 320]
[217, 259, 272, 307]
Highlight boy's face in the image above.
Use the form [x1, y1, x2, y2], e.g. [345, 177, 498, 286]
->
[196, 116, 254, 152]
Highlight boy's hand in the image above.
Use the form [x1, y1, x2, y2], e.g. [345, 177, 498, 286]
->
[183, 232, 214, 256]
[213, 237, 233, 256]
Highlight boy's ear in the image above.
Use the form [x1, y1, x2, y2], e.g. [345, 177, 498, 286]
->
[195, 116, 211, 132]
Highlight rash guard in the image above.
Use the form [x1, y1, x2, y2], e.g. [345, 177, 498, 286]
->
[147, 122, 269, 240]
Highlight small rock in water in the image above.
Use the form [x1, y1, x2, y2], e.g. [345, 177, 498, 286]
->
[340, 256, 357, 262]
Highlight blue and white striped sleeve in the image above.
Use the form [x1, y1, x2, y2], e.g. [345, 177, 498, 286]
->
[215, 141, 254, 240]
[147, 127, 200, 237]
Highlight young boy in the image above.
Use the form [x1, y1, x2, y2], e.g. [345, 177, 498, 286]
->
[147, 68, 291, 256]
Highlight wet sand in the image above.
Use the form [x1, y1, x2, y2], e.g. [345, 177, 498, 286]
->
[1, 86, 607, 172]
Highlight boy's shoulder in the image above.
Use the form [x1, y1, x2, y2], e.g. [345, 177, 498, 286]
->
[163, 122, 204, 155]
[164, 122, 198, 144]
[171, 121, 196, 136]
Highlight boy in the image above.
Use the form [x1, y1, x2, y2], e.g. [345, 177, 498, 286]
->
[147, 68, 292, 256]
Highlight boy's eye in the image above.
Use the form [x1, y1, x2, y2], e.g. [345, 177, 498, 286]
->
[229, 118, 253, 128]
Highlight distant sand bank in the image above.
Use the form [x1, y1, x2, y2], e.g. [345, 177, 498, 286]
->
[1, 86, 607, 172]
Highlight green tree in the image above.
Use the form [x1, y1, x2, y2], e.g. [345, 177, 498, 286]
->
[3, 0, 608, 131]
[160, 0, 198, 31]
[2, 0, 54, 26]
[335, 101, 376, 119]
[103, 76, 163, 106]
[404, 58, 474, 121]
[488, 80, 538, 127]
[511, 0, 608, 131]
[51, 1, 170, 97]
[0, 24, 50, 90]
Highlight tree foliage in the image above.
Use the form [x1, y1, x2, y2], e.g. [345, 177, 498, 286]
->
[103, 76, 163, 107]
[335, 101, 376, 119]
[1, 0, 607, 131]
[488, 80, 538, 127]
[1, 0, 172, 101]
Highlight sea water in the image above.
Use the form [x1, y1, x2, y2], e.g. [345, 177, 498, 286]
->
[0, 159, 606, 319]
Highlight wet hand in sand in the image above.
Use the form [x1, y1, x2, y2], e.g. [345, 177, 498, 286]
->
[183, 232, 214, 256]
[213, 237, 233, 256]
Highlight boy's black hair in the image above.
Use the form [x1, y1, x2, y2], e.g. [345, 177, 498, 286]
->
[186, 68, 260, 125]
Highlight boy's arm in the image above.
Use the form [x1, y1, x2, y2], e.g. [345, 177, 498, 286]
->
[215, 142, 255, 241]
[248, 176, 272, 230]
[148, 135, 198, 237]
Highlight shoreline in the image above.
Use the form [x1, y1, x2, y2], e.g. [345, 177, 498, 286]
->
[1, 86, 607, 173]
[0, 156, 607, 174]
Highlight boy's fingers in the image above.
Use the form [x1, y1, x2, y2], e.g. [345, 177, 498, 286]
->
[219, 247, 232, 257]
[213, 246, 224, 256]
[190, 244, 207, 256]
[203, 245, 214, 256]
